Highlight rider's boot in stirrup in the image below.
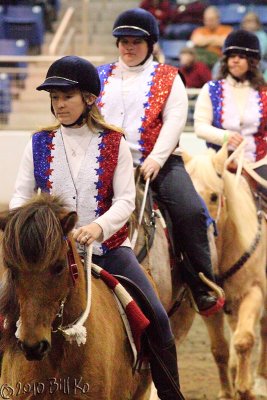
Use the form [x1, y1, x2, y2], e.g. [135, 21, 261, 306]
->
[149, 338, 186, 400]
[181, 253, 225, 317]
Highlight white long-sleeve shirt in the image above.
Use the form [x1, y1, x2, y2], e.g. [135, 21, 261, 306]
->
[194, 75, 266, 162]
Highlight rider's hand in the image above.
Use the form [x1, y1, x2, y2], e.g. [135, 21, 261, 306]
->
[228, 132, 244, 150]
[72, 223, 103, 246]
[140, 157, 161, 181]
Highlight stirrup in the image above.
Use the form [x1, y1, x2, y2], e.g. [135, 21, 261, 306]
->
[186, 273, 225, 317]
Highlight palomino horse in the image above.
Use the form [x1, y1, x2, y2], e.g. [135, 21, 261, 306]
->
[0, 195, 151, 400]
[183, 144, 267, 400]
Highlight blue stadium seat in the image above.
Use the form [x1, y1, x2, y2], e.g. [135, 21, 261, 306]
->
[247, 5, 267, 25]
[0, 39, 28, 82]
[160, 39, 188, 65]
[3, 5, 44, 49]
[50, 0, 61, 15]
[0, 5, 5, 39]
[217, 4, 247, 25]
[0, 73, 12, 122]
[163, 23, 200, 40]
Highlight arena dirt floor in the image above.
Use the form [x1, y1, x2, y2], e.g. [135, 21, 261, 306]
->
[178, 315, 221, 399]
[177, 314, 260, 400]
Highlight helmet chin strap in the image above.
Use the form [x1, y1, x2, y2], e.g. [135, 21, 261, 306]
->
[61, 104, 92, 128]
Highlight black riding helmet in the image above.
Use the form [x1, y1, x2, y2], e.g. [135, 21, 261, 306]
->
[112, 8, 159, 64]
[223, 29, 261, 60]
[36, 56, 100, 127]
[112, 7, 159, 44]
[36, 55, 101, 96]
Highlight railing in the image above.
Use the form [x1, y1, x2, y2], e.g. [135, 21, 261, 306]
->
[0, 60, 201, 131]
[48, 7, 75, 55]
[0, 56, 106, 130]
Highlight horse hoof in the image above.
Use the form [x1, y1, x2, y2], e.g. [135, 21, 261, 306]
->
[234, 391, 256, 400]
[253, 376, 267, 398]
[218, 390, 233, 400]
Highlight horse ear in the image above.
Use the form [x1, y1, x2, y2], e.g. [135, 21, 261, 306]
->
[212, 144, 228, 176]
[182, 151, 193, 164]
[61, 211, 78, 236]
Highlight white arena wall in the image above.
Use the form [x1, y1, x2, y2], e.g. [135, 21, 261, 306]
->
[0, 131, 32, 207]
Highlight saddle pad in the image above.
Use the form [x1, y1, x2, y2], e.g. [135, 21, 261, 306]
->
[92, 264, 150, 365]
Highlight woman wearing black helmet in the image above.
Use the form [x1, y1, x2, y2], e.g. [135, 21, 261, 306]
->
[98, 9, 223, 311]
[194, 29, 267, 193]
[9, 55, 185, 400]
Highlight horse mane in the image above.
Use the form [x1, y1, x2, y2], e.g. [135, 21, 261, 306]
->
[185, 150, 224, 194]
[2, 194, 67, 270]
[186, 149, 259, 250]
[0, 194, 69, 348]
[223, 170, 258, 248]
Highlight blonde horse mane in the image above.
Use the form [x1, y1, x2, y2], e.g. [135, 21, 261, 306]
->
[223, 170, 258, 249]
[184, 147, 259, 251]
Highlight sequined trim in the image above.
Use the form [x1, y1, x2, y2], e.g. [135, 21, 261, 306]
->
[256, 88, 267, 161]
[97, 63, 117, 109]
[94, 130, 129, 254]
[138, 64, 178, 163]
[32, 130, 55, 192]
[209, 80, 224, 129]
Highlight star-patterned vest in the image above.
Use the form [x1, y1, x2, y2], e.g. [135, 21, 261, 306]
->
[97, 62, 178, 165]
[32, 128, 128, 255]
[208, 80, 267, 162]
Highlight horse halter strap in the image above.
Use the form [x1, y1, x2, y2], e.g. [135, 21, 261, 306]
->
[66, 239, 78, 285]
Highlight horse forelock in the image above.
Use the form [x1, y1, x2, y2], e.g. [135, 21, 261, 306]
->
[3, 196, 66, 271]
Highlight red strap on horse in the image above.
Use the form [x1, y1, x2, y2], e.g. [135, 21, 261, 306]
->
[67, 240, 78, 285]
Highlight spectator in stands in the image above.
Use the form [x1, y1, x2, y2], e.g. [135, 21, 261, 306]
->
[190, 6, 233, 68]
[171, 0, 206, 25]
[241, 12, 267, 60]
[179, 46, 211, 88]
[139, 0, 172, 35]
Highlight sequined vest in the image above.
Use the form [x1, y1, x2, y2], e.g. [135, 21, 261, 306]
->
[32, 129, 128, 255]
[97, 62, 178, 165]
[208, 80, 267, 162]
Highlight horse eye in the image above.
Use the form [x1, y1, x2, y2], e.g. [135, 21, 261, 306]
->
[210, 193, 218, 202]
[51, 262, 66, 276]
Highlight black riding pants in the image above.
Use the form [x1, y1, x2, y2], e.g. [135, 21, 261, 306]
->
[151, 155, 214, 287]
[92, 246, 173, 346]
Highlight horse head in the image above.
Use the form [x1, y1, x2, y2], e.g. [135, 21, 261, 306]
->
[0, 194, 80, 361]
[183, 146, 227, 223]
